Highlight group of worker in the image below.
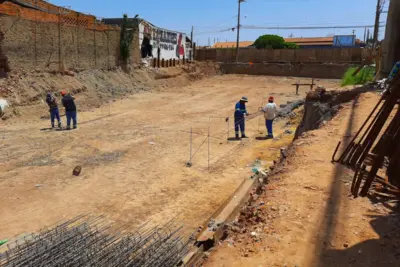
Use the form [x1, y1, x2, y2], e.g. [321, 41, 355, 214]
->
[46, 92, 274, 136]
[45, 91, 77, 130]
[234, 96, 277, 140]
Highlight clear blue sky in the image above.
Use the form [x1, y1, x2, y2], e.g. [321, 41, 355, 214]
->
[51, 0, 388, 45]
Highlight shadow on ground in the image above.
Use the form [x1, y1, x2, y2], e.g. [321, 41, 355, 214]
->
[312, 98, 359, 266]
[311, 96, 400, 266]
[323, 212, 400, 267]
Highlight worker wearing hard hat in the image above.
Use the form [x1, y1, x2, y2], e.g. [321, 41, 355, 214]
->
[234, 96, 249, 139]
[262, 96, 278, 139]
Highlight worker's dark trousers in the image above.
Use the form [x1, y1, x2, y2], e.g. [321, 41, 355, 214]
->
[66, 111, 77, 128]
[234, 117, 245, 136]
[50, 108, 61, 127]
[266, 119, 274, 137]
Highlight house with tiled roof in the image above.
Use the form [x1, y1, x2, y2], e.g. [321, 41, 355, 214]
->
[211, 36, 360, 49]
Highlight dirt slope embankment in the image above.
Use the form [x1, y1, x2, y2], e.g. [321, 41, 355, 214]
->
[0, 61, 220, 120]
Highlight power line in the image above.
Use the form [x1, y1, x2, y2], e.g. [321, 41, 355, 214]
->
[191, 15, 237, 29]
[171, 15, 237, 33]
[241, 24, 375, 30]
[195, 28, 235, 36]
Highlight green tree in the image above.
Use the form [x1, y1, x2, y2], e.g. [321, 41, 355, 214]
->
[120, 14, 133, 64]
[284, 42, 299, 49]
[253, 34, 299, 49]
[253, 34, 285, 49]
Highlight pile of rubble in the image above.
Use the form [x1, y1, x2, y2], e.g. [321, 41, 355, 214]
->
[223, 182, 283, 258]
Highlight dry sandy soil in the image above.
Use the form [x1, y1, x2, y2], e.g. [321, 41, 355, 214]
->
[205, 92, 400, 267]
[0, 74, 339, 239]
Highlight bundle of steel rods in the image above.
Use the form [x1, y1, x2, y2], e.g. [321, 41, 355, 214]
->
[0, 215, 193, 267]
[332, 74, 400, 198]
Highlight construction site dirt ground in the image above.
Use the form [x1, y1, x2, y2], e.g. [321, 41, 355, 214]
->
[205, 92, 400, 267]
[0, 75, 339, 238]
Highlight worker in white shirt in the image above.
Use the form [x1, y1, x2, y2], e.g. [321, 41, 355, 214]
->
[262, 96, 278, 138]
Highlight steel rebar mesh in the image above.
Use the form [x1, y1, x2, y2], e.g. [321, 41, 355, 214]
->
[0, 215, 194, 267]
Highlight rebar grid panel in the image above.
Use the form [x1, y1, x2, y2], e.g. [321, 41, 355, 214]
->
[0, 215, 194, 267]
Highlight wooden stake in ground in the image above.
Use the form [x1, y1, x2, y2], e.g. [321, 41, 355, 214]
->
[189, 127, 192, 165]
[258, 99, 264, 133]
[208, 127, 210, 171]
[227, 117, 230, 144]
[186, 127, 193, 167]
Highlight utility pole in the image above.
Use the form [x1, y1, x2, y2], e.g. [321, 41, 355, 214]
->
[382, 0, 399, 74]
[364, 27, 367, 42]
[190, 26, 194, 60]
[236, 0, 245, 63]
[373, 0, 382, 47]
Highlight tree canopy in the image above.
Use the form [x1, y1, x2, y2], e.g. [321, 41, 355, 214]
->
[253, 34, 299, 49]
[284, 42, 299, 49]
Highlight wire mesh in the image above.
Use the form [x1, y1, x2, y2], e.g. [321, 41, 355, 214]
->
[0, 215, 194, 267]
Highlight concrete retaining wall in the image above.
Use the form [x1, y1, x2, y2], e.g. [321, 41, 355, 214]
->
[220, 63, 352, 79]
[197, 47, 367, 64]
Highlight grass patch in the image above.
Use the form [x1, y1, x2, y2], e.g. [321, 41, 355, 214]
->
[341, 66, 375, 86]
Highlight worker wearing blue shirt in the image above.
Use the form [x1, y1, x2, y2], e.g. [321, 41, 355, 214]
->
[388, 61, 400, 82]
[234, 96, 249, 139]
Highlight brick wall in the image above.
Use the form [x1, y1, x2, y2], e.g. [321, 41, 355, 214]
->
[0, 1, 122, 72]
[0, 2, 118, 31]
[0, 14, 120, 71]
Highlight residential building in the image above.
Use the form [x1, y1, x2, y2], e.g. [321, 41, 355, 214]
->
[103, 18, 191, 63]
[211, 36, 361, 49]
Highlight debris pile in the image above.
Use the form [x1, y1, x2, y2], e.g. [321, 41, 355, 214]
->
[0, 215, 193, 267]
[276, 99, 305, 118]
[223, 183, 281, 258]
[295, 84, 375, 138]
